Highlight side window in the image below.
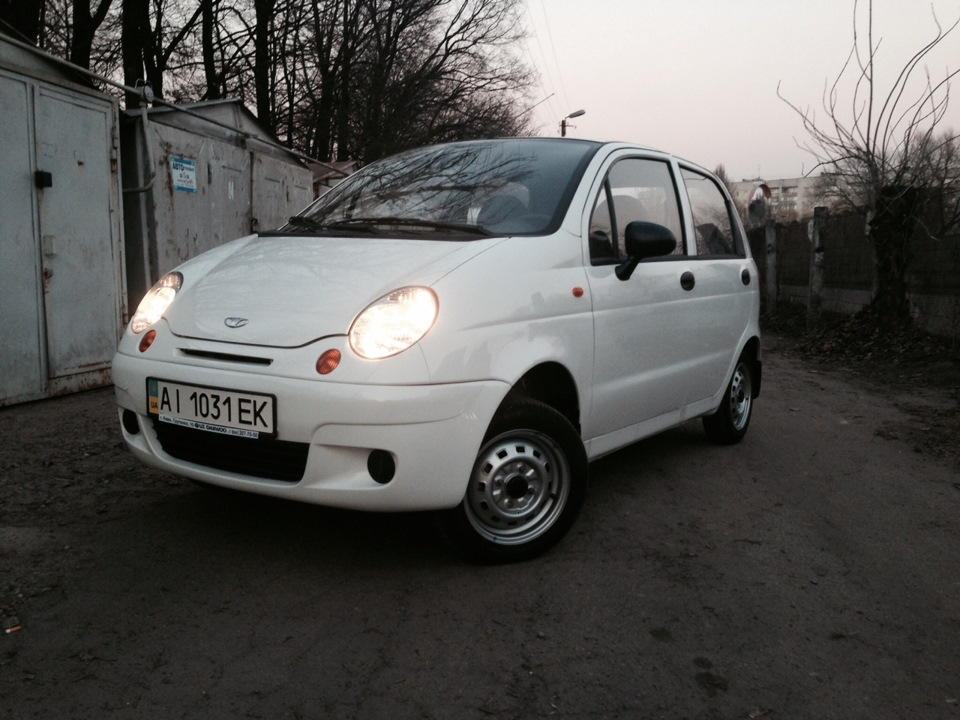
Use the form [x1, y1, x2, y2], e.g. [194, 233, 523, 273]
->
[589, 158, 684, 264]
[680, 168, 743, 257]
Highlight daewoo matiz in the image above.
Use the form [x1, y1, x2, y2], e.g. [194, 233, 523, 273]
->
[113, 137, 761, 562]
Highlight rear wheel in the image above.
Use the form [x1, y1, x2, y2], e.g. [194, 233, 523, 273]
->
[439, 398, 588, 563]
[702, 354, 754, 444]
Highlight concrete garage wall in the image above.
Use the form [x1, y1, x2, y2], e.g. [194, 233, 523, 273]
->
[121, 100, 314, 307]
[0, 37, 126, 407]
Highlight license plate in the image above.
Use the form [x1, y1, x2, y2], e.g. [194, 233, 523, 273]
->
[147, 379, 276, 438]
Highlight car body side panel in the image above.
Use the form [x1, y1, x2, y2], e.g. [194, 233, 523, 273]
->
[419, 230, 595, 395]
[583, 259, 702, 438]
[576, 151, 760, 455]
[673, 257, 760, 406]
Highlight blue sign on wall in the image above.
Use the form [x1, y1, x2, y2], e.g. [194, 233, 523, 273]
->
[170, 156, 197, 193]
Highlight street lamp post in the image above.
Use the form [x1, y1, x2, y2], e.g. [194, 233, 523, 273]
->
[560, 109, 586, 137]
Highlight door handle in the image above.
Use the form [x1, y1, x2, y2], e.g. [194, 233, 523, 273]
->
[680, 271, 695, 291]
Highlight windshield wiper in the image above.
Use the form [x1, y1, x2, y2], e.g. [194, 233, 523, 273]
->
[286, 215, 324, 230]
[284, 215, 375, 233]
[334, 217, 491, 236]
[284, 215, 490, 236]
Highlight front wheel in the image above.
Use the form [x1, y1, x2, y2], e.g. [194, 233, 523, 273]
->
[438, 398, 588, 563]
[702, 355, 754, 444]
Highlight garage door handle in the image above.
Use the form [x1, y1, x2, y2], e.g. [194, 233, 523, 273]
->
[680, 271, 695, 291]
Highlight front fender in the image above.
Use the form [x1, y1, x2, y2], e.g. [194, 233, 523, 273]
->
[421, 233, 594, 396]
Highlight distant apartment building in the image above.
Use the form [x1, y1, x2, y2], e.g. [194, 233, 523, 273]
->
[730, 175, 830, 224]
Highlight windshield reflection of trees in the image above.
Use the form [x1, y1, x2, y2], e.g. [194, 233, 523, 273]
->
[302, 140, 596, 234]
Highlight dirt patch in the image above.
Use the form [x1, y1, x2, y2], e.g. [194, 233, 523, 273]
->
[762, 306, 960, 466]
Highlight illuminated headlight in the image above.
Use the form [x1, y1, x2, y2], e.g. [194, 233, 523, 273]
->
[130, 272, 183, 334]
[349, 287, 438, 359]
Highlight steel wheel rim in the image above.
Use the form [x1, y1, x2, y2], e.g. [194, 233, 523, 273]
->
[464, 430, 570, 546]
[729, 362, 752, 431]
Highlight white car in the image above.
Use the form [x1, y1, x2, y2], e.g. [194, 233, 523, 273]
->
[113, 138, 761, 562]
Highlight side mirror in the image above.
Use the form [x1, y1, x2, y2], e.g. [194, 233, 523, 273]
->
[616, 221, 677, 280]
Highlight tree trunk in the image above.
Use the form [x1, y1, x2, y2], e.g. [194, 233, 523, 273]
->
[201, 0, 221, 100]
[0, 0, 44, 44]
[70, 0, 96, 69]
[253, 0, 276, 132]
[70, 0, 112, 71]
[869, 186, 921, 327]
[121, 0, 148, 107]
[870, 227, 911, 324]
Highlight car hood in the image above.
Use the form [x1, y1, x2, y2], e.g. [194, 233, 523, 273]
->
[165, 234, 503, 347]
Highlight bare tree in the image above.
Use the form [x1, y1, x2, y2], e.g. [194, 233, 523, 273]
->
[200, 0, 222, 99]
[348, 0, 533, 162]
[252, 0, 276, 130]
[23, 0, 535, 165]
[780, 0, 960, 325]
[121, 0, 149, 105]
[283, 0, 534, 162]
[70, 0, 113, 70]
[31, 0, 71, 60]
[0, 0, 46, 44]
[305, 0, 370, 159]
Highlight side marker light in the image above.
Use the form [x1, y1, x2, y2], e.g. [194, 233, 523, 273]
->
[316, 349, 342, 375]
[138, 330, 157, 353]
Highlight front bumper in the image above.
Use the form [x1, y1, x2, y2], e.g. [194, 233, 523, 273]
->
[112, 351, 508, 511]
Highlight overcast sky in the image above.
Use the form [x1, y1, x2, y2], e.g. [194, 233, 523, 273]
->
[521, 0, 960, 181]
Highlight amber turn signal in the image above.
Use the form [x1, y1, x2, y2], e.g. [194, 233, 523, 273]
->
[316, 349, 341, 375]
[138, 330, 157, 353]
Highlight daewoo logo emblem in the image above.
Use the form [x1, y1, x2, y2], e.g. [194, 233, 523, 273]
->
[224, 317, 249, 328]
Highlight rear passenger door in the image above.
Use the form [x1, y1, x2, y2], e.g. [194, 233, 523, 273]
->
[676, 166, 756, 404]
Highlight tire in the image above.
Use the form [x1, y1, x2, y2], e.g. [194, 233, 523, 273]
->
[702, 354, 754, 444]
[439, 398, 588, 563]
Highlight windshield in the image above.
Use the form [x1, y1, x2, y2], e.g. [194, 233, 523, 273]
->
[286, 138, 601, 237]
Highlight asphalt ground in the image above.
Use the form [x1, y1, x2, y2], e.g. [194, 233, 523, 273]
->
[2, 336, 959, 719]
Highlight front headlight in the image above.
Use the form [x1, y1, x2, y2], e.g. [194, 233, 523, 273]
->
[349, 287, 438, 359]
[130, 272, 183, 334]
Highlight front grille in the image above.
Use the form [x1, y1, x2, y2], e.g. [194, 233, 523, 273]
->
[152, 420, 309, 482]
[179, 349, 273, 365]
